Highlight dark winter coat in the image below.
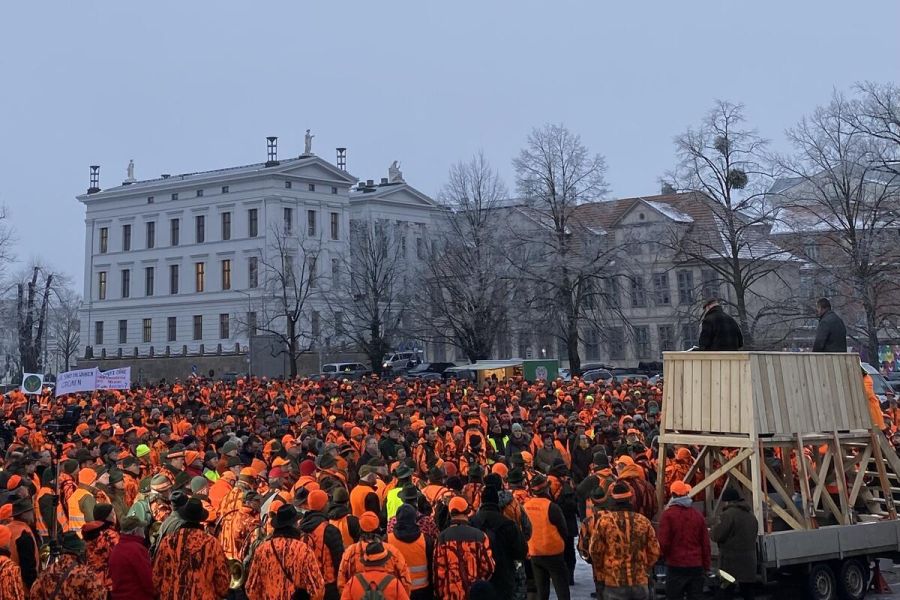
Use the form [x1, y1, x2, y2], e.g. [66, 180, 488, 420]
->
[570, 445, 593, 484]
[108, 533, 155, 600]
[812, 310, 848, 353]
[699, 306, 743, 351]
[470, 502, 527, 598]
[710, 501, 758, 582]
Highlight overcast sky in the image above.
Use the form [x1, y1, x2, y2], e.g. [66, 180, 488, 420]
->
[1, 1, 897, 287]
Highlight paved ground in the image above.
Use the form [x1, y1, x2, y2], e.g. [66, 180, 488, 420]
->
[558, 555, 900, 599]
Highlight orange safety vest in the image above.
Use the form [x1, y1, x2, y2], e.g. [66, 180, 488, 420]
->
[329, 515, 355, 549]
[387, 532, 428, 590]
[349, 484, 378, 517]
[35, 486, 68, 538]
[421, 484, 449, 506]
[68, 488, 91, 536]
[7, 520, 39, 571]
[523, 496, 564, 557]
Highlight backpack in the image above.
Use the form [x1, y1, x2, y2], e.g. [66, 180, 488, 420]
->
[355, 573, 394, 600]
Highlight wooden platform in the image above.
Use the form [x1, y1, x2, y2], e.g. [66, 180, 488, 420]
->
[656, 352, 895, 532]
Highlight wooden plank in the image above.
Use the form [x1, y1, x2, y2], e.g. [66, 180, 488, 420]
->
[751, 356, 769, 435]
[847, 443, 873, 506]
[780, 355, 798, 433]
[806, 450, 843, 521]
[808, 355, 824, 432]
[741, 359, 753, 435]
[663, 359, 675, 430]
[682, 359, 693, 430]
[659, 433, 753, 447]
[795, 433, 815, 528]
[743, 358, 758, 435]
[872, 431, 898, 519]
[691, 358, 702, 432]
[669, 359, 682, 431]
[655, 440, 667, 518]
[831, 431, 851, 525]
[683, 445, 712, 483]
[833, 359, 852, 429]
[829, 358, 845, 432]
[769, 354, 786, 434]
[798, 355, 815, 433]
[687, 448, 754, 499]
[719, 358, 730, 432]
[762, 460, 806, 526]
[701, 359, 712, 431]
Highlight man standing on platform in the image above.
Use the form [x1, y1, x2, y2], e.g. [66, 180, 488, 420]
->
[812, 298, 847, 353]
[698, 298, 743, 351]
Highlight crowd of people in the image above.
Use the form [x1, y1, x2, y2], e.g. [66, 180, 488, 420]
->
[0, 357, 893, 600]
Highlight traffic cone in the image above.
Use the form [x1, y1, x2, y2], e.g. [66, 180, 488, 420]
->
[871, 561, 892, 593]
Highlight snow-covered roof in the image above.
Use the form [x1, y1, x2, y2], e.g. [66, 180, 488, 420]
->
[645, 200, 693, 223]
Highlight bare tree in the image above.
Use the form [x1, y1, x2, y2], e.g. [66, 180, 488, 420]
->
[327, 219, 407, 374]
[851, 81, 900, 176]
[16, 265, 54, 373]
[52, 286, 82, 372]
[510, 123, 612, 374]
[417, 153, 510, 362]
[235, 225, 319, 378]
[661, 101, 800, 349]
[776, 90, 900, 359]
[0, 207, 13, 278]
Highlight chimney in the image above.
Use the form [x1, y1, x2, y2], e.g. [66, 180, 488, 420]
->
[366, 179, 374, 187]
[380, 178, 388, 185]
[266, 136, 280, 167]
[336, 147, 347, 171]
[87, 165, 100, 194]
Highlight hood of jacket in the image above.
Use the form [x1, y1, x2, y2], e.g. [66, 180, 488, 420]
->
[327, 503, 350, 520]
[393, 505, 422, 543]
[299, 510, 328, 533]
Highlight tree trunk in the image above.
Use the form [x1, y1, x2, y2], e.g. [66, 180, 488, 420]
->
[566, 315, 581, 375]
[286, 320, 298, 378]
[864, 301, 880, 363]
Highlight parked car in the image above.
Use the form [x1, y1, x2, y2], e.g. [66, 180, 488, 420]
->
[321, 362, 371, 379]
[886, 371, 900, 382]
[613, 373, 650, 384]
[889, 381, 900, 395]
[405, 362, 456, 380]
[582, 369, 613, 383]
[382, 351, 422, 371]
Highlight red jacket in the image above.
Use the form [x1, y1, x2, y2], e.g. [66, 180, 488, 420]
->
[657, 502, 711, 570]
[108, 533, 155, 600]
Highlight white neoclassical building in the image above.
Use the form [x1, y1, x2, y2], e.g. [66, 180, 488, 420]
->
[77, 140, 443, 376]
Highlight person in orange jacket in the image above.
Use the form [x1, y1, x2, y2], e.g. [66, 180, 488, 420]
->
[337, 511, 412, 594]
[340, 540, 410, 600]
[0, 525, 27, 600]
[432, 496, 495, 600]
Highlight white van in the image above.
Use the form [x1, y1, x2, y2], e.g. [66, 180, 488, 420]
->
[382, 351, 420, 371]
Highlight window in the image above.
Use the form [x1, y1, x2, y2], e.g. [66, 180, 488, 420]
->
[192, 315, 203, 340]
[145, 266, 154, 296]
[171, 192, 179, 201]
[283, 207, 293, 233]
[121, 269, 131, 298]
[142, 318, 152, 343]
[170, 218, 180, 246]
[248, 256, 258, 288]
[219, 313, 229, 339]
[284, 181, 292, 189]
[247, 311, 257, 337]
[94, 321, 104, 345]
[118, 319, 128, 344]
[653, 272, 670, 305]
[98, 271, 107, 300]
[331, 258, 340, 286]
[147, 196, 154, 204]
[334, 311, 344, 336]
[196, 189, 203, 197]
[677, 270, 694, 305]
[605, 277, 620, 308]
[607, 327, 625, 360]
[122, 224, 131, 251]
[330, 212, 339, 240]
[308, 183, 316, 192]
[221, 212, 231, 241]
[221, 185, 229, 194]
[307, 210, 316, 237]
[634, 326, 651, 358]
[658, 324, 675, 352]
[331, 186, 338, 195]
[311, 311, 320, 340]
[169, 264, 179, 294]
[99, 227, 108, 253]
[308, 256, 317, 287]
[221, 259, 231, 290]
[195, 262, 205, 292]
[167, 317, 177, 342]
[585, 329, 600, 360]
[682, 322, 699, 350]
[631, 276, 646, 308]
[702, 269, 719, 301]
[195, 215, 205, 243]
[248, 208, 258, 237]
[146, 221, 155, 249]
[401, 236, 407, 257]
[416, 237, 424, 259]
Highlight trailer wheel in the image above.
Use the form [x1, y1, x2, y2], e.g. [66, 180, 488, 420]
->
[836, 559, 867, 600]
[807, 563, 837, 600]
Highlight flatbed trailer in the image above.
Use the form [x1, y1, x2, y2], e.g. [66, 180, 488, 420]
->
[657, 352, 900, 600]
